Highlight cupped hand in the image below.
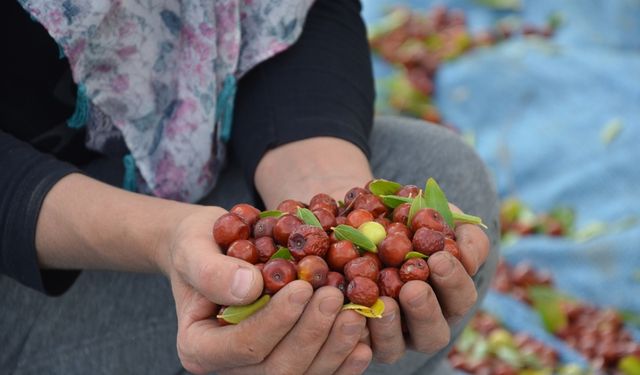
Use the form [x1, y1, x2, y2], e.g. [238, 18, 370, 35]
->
[162, 207, 370, 374]
[367, 203, 490, 363]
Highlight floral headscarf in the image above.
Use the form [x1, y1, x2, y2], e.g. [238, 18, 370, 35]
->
[20, 0, 314, 202]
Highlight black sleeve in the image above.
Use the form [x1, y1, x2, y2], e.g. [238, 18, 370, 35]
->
[230, 0, 375, 186]
[0, 132, 81, 295]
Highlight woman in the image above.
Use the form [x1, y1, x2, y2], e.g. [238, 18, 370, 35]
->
[0, 0, 498, 373]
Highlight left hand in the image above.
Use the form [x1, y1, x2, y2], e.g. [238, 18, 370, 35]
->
[366, 203, 490, 363]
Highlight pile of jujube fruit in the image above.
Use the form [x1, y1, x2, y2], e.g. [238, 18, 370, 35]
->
[212, 178, 483, 323]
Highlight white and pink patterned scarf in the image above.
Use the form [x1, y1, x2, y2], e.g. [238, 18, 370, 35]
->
[20, 0, 314, 202]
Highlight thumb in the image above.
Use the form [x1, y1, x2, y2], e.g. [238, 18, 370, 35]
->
[185, 245, 264, 306]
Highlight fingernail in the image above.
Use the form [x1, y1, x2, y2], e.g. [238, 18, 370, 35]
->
[432, 253, 455, 277]
[342, 322, 363, 335]
[408, 292, 427, 308]
[230, 267, 254, 300]
[319, 296, 343, 316]
[289, 288, 312, 306]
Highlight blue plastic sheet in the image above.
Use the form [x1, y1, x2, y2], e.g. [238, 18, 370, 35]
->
[363, 0, 640, 363]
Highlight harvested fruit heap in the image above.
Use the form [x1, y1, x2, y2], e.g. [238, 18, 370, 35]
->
[213, 178, 485, 323]
[489, 260, 640, 374]
[500, 198, 574, 240]
[369, 5, 558, 125]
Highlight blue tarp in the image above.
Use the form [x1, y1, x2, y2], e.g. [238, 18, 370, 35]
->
[363, 0, 640, 362]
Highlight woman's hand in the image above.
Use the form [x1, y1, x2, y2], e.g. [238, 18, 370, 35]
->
[163, 207, 371, 375]
[366, 203, 490, 363]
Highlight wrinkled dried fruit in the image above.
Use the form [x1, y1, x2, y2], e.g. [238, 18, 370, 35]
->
[353, 194, 388, 218]
[327, 240, 360, 272]
[309, 193, 338, 216]
[378, 268, 404, 299]
[443, 237, 462, 261]
[392, 203, 411, 224]
[254, 236, 277, 262]
[262, 258, 297, 294]
[273, 214, 304, 246]
[386, 222, 413, 239]
[399, 258, 430, 282]
[344, 256, 380, 282]
[397, 184, 420, 198]
[412, 228, 445, 256]
[362, 252, 383, 271]
[411, 208, 446, 232]
[288, 225, 330, 260]
[230, 203, 261, 227]
[344, 187, 368, 208]
[227, 239, 259, 264]
[312, 208, 337, 232]
[297, 255, 329, 289]
[346, 276, 380, 307]
[378, 234, 413, 267]
[213, 213, 250, 249]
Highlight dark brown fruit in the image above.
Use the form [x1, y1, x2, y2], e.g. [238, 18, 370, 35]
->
[226, 239, 259, 264]
[213, 213, 250, 249]
[254, 236, 277, 262]
[262, 258, 297, 294]
[326, 271, 347, 297]
[411, 208, 446, 232]
[344, 187, 368, 207]
[399, 258, 430, 282]
[309, 193, 338, 216]
[375, 217, 391, 230]
[346, 209, 374, 229]
[346, 277, 380, 307]
[253, 216, 277, 238]
[288, 225, 330, 260]
[344, 256, 379, 282]
[273, 214, 303, 246]
[392, 203, 411, 224]
[353, 194, 388, 218]
[362, 252, 383, 271]
[443, 237, 462, 261]
[443, 225, 456, 240]
[387, 222, 413, 239]
[378, 234, 413, 267]
[276, 199, 306, 215]
[412, 228, 445, 256]
[397, 185, 420, 198]
[297, 255, 329, 289]
[326, 240, 359, 272]
[229, 203, 261, 227]
[378, 268, 404, 299]
[312, 208, 337, 232]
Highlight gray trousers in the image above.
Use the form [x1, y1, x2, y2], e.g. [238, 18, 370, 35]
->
[0, 117, 500, 375]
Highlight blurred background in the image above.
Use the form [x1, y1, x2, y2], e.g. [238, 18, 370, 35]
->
[361, 0, 640, 373]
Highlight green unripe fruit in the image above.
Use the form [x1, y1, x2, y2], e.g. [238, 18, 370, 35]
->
[358, 221, 387, 245]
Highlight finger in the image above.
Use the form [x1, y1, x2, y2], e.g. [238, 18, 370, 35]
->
[428, 251, 478, 324]
[334, 343, 373, 375]
[359, 326, 371, 346]
[261, 286, 344, 374]
[455, 223, 490, 276]
[181, 280, 313, 373]
[367, 297, 405, 364]
[305, 310, 366, 375]
[178, 240, 264, 306]
[399, 281, 450, 354]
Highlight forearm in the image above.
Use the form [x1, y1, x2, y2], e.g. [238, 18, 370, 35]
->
[35, 173, 203, 274]
[255, 137, 373, 208]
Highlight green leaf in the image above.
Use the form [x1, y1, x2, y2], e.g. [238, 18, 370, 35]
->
[452, 212, 488, 229]
[474, 0, 521, 10]
[259, 210, 283, 218]
[270, 247, 293, 260]
[619, 355, 640, 375]
[333, 225, 377, 252]
[407, 190, 425, 228]
[368, 179, 402, 197]
[296, 207, 322, 228]
[404, 251, 428, 260]
[527, 286, 568, 333]
[216, 295, 271, 324]
[379, 195, 413, 208]
[424, 178, 454, 228]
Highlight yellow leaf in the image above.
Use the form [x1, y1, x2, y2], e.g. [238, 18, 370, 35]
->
[342, 299, 385, 318]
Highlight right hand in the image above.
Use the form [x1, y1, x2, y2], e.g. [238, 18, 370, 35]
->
[161, 207, 372, 375]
